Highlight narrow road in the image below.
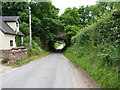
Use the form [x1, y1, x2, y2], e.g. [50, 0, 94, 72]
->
[1, 53, 97, 88]
[57, 44, 64, 50]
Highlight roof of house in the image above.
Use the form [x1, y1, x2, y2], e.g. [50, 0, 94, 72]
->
[0, 16, 24, 36]
[19, 31, 24, 36]
[2, 16, 19, 22]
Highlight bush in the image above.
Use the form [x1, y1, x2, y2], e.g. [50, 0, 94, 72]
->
[27, 40, 44, 56]
[2, 55, 10, 62]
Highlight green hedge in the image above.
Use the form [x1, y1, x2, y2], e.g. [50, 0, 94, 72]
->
[64, 11, 119, 88]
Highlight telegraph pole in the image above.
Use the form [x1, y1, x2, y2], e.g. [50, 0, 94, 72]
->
[29, 0, 32, 48]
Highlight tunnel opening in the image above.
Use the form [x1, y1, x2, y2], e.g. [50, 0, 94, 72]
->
[48, 38, 69, 53]
[54, 40, 66, 52]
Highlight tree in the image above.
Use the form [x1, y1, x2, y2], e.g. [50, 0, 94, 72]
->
[60, 7, 80, 27]
[65, 25, 79, 38]
[78, 5, 92, 26]
[2, 2, 62, 48]
[2, 2, 29, 16]
[19, 22, 29, 36]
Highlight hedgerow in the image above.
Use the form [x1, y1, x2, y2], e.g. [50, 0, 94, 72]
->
[64, 10, 120, 88]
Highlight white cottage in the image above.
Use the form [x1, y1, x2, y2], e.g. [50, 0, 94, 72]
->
[0, 16, 24, 50]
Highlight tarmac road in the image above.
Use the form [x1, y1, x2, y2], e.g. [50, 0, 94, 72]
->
[1, 53, 98, 88]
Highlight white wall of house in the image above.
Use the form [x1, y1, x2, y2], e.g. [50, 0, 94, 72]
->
[6, 21, 19, 33]
[0, 30, 4, 49]
[0, 32, 16, 50]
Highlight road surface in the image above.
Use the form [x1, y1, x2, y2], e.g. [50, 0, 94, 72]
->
[1, 53, 98, 88]
[57, 44, 64, 50]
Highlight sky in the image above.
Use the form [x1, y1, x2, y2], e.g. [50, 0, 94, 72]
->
[52, 0, 97, 15]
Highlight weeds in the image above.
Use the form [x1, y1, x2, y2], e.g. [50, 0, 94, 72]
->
[63, 52, 119, 88]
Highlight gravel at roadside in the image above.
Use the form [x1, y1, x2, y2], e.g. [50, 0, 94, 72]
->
[0, 64, 13, 74]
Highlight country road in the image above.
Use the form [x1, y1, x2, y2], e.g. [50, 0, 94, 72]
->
[1, 53, 98, 88]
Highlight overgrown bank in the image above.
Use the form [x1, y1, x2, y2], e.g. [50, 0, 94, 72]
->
[64, 11, 119, 88]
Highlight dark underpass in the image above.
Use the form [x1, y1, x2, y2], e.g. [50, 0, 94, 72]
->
[48, 33, 71, 53]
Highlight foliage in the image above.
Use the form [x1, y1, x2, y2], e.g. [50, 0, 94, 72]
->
[20, 36, 46, 56]
[2, 2, 62, 48]
[33, 37, 42, 47]
[71, 9, 119, 66]
[64, 8, 119, 88]
[60, 7, 80, 27]
[2, 2, 29, 16]
[15, 34, 22, 47]
[64, 52, 119, 88]
[30, 2, 62, 42]
[28, 40, 44, 56]
[54, 40, 66, 49]
[2, 1, 120, 87]
[64, 25, 79, 38]
[3, 55, 9, 62]
[60, 2, 116, 39]
[19, 22, 29, 36]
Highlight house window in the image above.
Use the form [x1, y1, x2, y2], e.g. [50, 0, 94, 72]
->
[10, 40, 13, 46]
[16, 22, 19, 27]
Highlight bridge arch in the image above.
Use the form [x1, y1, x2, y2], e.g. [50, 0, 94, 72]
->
[48, 33, 70, 52]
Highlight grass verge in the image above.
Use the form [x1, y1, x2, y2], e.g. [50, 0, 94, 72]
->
[63, 52, 119, 88]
